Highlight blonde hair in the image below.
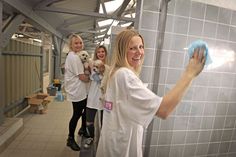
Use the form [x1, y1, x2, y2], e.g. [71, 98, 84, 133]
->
[102, 29, 144, 93]
[68, 34, 84, 51]
[110, 29, 144, 76]
[93, 45, 109, 64]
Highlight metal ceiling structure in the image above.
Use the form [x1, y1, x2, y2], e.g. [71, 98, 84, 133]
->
[1, 0, 137, 50]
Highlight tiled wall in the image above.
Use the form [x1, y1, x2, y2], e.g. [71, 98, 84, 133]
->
[139, 0, 236, 157]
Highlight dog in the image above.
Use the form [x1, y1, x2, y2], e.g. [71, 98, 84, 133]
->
[77, 50, 91, 75]
[90, 59, 105, 83]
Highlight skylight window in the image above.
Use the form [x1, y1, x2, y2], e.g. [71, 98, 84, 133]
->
[98, 19, 113, 27]
[99, 0, 124, 14]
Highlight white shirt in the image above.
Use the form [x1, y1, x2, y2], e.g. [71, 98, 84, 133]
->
[96, 67, 162, 157]
[87, 64, 109, 110]
[64, 51, 87, 102]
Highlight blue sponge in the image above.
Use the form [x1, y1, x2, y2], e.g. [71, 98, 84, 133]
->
[188, 40, 212, 65]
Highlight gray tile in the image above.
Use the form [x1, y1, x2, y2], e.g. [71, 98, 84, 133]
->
[166, 15, 174, 33]
[216, 103, 228, 116]
[206, 87, 220, 102]
[183, 144, 196, 157]
[221, 130, 233, 141]
[140, 66, 154, 83]
[224, 116, 236, 129]
[158, 68, 167, 84]
[208, 73, 222, 87]
[190, 102, 204, 116]
[185, 130, 199, 144]
[143, 0, 160, 12]
[229, 141, 236, 152]
[163, 33, 172, 50]
[187, 117, 202, 130]
[211, 130, 223, 142]
[231, 11, 236, 26]
[229, 27, 236, 42]
[150, 132, 159, 145]
[159, 51, 169, 67]
[218, 8, 232, 24]
[193, 72, 209, 86]
[205, 5, 219, 22]
[140, 29, 157, 49]
[158, 131, 173, 145]
[174, 117, 188, 130]
[156, 145, 170, 157]
[189, 19, 203, 36]
[143, 49, 155, 66]
[175, 102, 191, 116]
[196, 143, 209, 156]
[169, 145, 184, 157]
[213, 117, 225, 129]
[147, 146, 157, 157]
[201, 117, 214, 130]
[170, 34, 187, 51]
[190, 1, 205, 19]
[219, 142, 231, 154]
[174, 0, 191, 17]
[168, 52, 184, 68]
[173, 16, 189, 35]
[171, 131, 186, 144]
[157, 84, 165, 96]
[203, 21, 217, 38]
[218, 88, 231, 102]
[220, 73, 235, 88]
[198, 130, 211, 143]
[228, 103, 236, 115]
[203, 102, 217, 116]
[141, 11, 159, 30]
[208, 142, 220, 154]
[167, 0, 175, 14]
[166, 69, 182, 84]
[232, 129, 236, 141]
[159, 117, 175, 130]
[192, 86, 207, 101]
[216, 24, 230, 40]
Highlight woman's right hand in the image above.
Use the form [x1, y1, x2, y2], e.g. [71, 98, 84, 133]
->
[78, 74, 90, 82]
[185, 47, 206, 79]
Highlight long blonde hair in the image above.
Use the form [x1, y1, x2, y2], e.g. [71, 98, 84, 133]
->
[103, 29, 144, 93]
[110, 29, 144, 76]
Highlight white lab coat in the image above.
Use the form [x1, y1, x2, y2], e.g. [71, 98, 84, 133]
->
[64, 51, 87, 102]
[96, 67, 162, 157]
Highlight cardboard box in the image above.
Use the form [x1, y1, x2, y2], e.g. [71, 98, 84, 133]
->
[26, 93, 54, 114]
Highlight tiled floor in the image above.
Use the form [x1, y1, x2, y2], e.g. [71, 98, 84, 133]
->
[0, 74, 96, 157]
[0, 99, 83, 157]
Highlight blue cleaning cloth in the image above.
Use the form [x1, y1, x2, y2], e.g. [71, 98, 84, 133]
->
[188, 40, 212, 65]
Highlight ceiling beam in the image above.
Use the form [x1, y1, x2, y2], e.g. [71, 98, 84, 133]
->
[2, 14, 25, 48]
[36, 6, 135, 22]
[33, 0, 65, 9]
[116, 0, 132, 17]
[3, 0, 63, 39]
[60, 16, 95, 28]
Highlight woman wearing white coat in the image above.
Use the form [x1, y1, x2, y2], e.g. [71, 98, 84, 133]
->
[96, 29, 205, 157]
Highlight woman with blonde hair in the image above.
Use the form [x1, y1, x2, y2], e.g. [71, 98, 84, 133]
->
[96, 29, 205, 157]
[64, 34, 89, 151]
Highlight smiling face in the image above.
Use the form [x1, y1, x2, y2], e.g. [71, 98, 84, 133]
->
[70, 36, 83, 53]
[127, 36, 144, 69]
[96, 47, 106, 62]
